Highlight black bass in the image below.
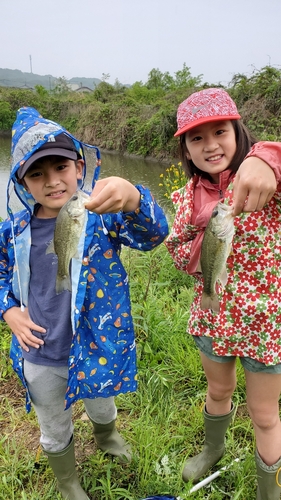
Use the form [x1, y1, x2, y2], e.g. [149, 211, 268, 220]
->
[200, 202, 235, 313]
[46, 190, 90, 293]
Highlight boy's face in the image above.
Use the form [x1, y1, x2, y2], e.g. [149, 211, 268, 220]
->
[22, 156, 84, 218]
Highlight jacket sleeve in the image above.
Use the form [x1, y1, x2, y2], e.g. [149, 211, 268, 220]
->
[245, 141, 281, 183]
[0, 221, 20, 319]
[103, 185, 169, 250]
[165, 181, 203, 274]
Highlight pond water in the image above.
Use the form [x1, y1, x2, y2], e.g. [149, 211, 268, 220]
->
[0, 136, 173, 220]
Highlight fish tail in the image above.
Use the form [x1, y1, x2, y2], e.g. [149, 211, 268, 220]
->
[200, 292, 220, 313]
[56, 275, 71, 294]
[46, 239, 55, 255]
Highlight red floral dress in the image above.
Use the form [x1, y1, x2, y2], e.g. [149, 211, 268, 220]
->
[166, 175, 281, 366]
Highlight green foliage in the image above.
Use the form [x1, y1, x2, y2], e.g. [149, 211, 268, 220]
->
[0, 100, 13, 130]
[0, 323, 13, 381]
[229, 65, 281, 140]
[146, 64, 202, 93]
[34, 85, 49, 98]
[0, 63, 281, 158]
[0, 244, 258, 499]
[93, 82, 116, 103]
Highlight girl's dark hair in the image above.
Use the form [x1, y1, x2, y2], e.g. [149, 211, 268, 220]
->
[179, 120, 257, 180]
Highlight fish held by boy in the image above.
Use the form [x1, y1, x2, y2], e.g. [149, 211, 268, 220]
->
[200, 202, 235, 313]
[46, 190, 90, 293]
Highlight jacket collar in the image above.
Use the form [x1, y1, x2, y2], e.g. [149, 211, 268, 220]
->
[195, 169, 234, 193]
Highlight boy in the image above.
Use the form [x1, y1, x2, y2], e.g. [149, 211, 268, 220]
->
[0, 107, 168, 499]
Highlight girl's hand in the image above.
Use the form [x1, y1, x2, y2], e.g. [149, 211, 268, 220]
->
[3, 306, 46, 352]
[232, 157, 276, 216]
[85, 176, 141, 214]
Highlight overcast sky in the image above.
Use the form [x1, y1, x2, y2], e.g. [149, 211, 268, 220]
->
[1, 0, 280, 87]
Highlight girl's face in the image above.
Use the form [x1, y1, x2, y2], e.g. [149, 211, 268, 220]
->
[184, 120, 237, 183]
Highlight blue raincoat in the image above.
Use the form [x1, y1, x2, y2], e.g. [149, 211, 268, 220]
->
[0, 107, 169, 412]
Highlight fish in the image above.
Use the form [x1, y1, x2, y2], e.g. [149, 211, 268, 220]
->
[200, 202, 235, 313]
[46, 190, 90, 293]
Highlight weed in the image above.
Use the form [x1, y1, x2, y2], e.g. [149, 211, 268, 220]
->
[0, 242, 260, 499]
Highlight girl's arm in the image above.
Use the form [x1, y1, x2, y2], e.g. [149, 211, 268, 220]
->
[232, 142, 281, 216]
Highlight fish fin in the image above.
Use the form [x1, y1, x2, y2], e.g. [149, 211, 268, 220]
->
[200, 292, 220, 313]
[219, 267, 228, 288]
[46, 239, 55, 255]
[56, 275, 72, 294]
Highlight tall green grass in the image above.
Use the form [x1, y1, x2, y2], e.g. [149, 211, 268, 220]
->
[0, 244, 259, 499]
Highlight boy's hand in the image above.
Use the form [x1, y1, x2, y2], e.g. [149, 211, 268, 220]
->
[85, 177, 141, 214]
[232, 157, 276, 216]
[3, 306, 46, 352]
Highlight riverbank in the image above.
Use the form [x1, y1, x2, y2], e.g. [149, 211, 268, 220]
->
[1, 65, 280, 163]
[0, 135, 173, 220]
[0, 132, 176, 166]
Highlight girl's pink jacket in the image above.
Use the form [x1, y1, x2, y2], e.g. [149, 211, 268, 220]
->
[165, 142, 281, 365]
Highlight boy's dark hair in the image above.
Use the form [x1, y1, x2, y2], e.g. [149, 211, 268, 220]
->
[179, 120, 257, 180]
[17, 156, 83, 186]
[16, 133, 80, 180]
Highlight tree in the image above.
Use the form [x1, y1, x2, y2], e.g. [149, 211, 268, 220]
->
[101, 73, 110, 82]
[174, 63, 202, 89]
[52, 77, 70, 95]
[146, 68, 173, 91]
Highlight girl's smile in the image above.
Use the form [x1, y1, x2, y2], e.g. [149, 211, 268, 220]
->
[185, 120, 237, 183]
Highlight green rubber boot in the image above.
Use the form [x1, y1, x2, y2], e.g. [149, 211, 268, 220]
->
[90, 418, 132, 463]
[182, 404, 235, 483]
[255, 450, 281, 500]
[43, 436, 89, 500]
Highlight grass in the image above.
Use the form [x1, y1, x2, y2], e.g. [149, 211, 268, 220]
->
[0, 244, 260, 499]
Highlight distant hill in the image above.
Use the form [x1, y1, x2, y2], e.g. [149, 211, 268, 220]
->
[0, 68, 101, 90]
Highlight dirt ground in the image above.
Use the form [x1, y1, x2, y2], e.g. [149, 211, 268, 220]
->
[0, 373, 98, 466]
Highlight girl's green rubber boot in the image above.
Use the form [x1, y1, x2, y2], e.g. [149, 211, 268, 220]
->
[182, 404, 235, 483]
[255, 450, 281, 500]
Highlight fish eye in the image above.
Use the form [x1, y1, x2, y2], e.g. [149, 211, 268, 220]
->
[72, 195, 78, 201]
[212, 209, 218, 217]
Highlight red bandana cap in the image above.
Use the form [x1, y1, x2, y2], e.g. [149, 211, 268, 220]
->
[174, 88, 241, 137]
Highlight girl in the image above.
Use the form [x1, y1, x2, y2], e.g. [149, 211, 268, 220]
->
[165, 88, 281, 500]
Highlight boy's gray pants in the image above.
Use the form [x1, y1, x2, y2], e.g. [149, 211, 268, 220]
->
[23, 360, 117, 452]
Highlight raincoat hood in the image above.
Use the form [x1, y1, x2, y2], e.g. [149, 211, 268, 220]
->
[8, 106, 101, 219]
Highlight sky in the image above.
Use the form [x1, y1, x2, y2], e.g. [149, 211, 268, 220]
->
[1, 0, 281, 87]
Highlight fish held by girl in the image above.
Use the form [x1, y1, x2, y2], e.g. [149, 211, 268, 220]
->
[46, 190, 90, 293]
[200, 202, 235, 313]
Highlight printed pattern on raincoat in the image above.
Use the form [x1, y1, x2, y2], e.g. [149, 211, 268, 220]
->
[0, 107, 169, 412]
[165, 149, 281, 366]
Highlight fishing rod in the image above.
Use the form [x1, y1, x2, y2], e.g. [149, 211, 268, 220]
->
[188, 458, 241, 494]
